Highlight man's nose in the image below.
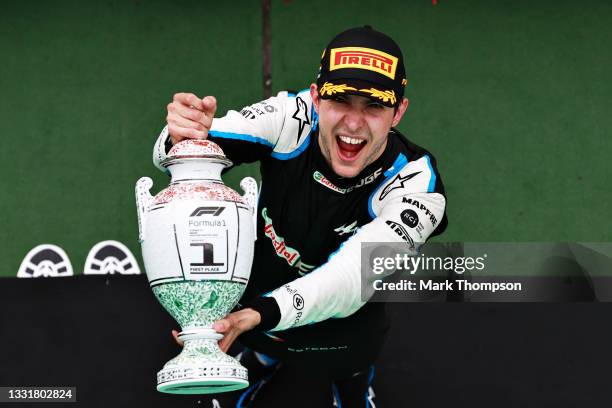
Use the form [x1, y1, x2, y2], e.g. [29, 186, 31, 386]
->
[343, 106, 365, 132]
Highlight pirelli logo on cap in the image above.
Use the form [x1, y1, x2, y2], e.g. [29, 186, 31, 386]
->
[330, 47, 398, 79]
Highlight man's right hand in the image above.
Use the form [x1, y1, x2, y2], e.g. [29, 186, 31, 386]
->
[166, 93, 217, 145]
[172, 329, 184, 347]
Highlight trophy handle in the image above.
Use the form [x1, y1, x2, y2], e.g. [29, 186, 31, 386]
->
[239, 177, 258, 241]
[135, 177, 154, 243]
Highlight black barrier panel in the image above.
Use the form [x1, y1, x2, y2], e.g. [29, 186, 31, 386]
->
[1, 276, 612, 407]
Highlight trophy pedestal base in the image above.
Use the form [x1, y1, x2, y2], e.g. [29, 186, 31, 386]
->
[157, 376, 248, 394]
[157, 365, 249, 394]
[156, 336, 249, 395]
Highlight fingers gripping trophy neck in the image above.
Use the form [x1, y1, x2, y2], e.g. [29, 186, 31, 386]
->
[178, 327, 224, 342]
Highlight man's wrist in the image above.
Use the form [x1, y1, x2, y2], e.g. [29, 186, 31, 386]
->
[244, 296, 281, 331]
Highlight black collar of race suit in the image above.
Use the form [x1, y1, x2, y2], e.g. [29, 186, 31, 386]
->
[312, 128, 401, 190]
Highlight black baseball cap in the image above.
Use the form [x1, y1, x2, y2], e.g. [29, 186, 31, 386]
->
[316, 26, 407, 107]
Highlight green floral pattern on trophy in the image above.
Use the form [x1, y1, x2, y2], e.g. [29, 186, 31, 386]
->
[152, 280, 245, 328]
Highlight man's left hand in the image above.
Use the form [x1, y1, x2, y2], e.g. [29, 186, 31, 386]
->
[213, 308, 261, 352]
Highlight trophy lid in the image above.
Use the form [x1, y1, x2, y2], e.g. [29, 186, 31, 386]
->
[161, 139, 232, 168]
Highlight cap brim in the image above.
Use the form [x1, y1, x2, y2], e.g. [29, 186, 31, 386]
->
[317, 78, 398, 107]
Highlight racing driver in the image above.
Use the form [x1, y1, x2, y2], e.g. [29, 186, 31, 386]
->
[153, 26, 448, 407]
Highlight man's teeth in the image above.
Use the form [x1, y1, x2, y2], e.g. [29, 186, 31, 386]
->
[338, 135, 365, 145]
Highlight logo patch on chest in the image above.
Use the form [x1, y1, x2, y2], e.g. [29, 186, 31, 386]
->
[313, 171, 345, 193]
[334, 221, 358, 236]
[262, 207, 301, 267]
[313, 168, 382, 194]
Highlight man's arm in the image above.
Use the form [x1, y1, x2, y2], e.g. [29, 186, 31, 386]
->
[153, 91, 299, 172]
[248, 154, 446, 331]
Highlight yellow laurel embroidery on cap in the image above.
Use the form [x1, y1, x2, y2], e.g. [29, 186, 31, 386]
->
[319, 82, 358, 96]
[359, 88, 397, 105]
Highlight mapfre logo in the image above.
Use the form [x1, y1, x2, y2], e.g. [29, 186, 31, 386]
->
[330, 47, 398, 79]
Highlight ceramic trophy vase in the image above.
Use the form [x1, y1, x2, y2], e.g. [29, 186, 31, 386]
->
[135, 139, 257, 394]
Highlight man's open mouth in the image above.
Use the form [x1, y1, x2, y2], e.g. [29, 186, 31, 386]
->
[336, 135, 367, 161]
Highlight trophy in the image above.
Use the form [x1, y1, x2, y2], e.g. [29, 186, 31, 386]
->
[135, 139, 257, 394]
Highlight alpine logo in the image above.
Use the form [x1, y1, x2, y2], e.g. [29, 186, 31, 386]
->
[385, 220, 415, 248]
[262, 208, 302, 267]
[379, 171, 421, 200]
[292, 96, 310, 142]
[334, 221, 358, 236]
[190, 206, 225, 217]
[402, 197, 438, 226]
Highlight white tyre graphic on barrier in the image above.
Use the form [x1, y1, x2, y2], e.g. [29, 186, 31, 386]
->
[17, 244, 74, 278]
[84, 240, 141, 275]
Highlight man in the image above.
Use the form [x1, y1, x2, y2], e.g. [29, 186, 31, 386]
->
[154, 26, 447, 407]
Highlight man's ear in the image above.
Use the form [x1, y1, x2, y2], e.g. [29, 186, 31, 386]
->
[310, 83, 320, 114]
[391, 98, 409, 127]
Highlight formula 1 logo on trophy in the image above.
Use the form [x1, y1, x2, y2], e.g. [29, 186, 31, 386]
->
[135, 139, 258, 394]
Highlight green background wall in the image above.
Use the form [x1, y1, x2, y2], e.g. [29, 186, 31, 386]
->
[1, 0, 610, 276]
